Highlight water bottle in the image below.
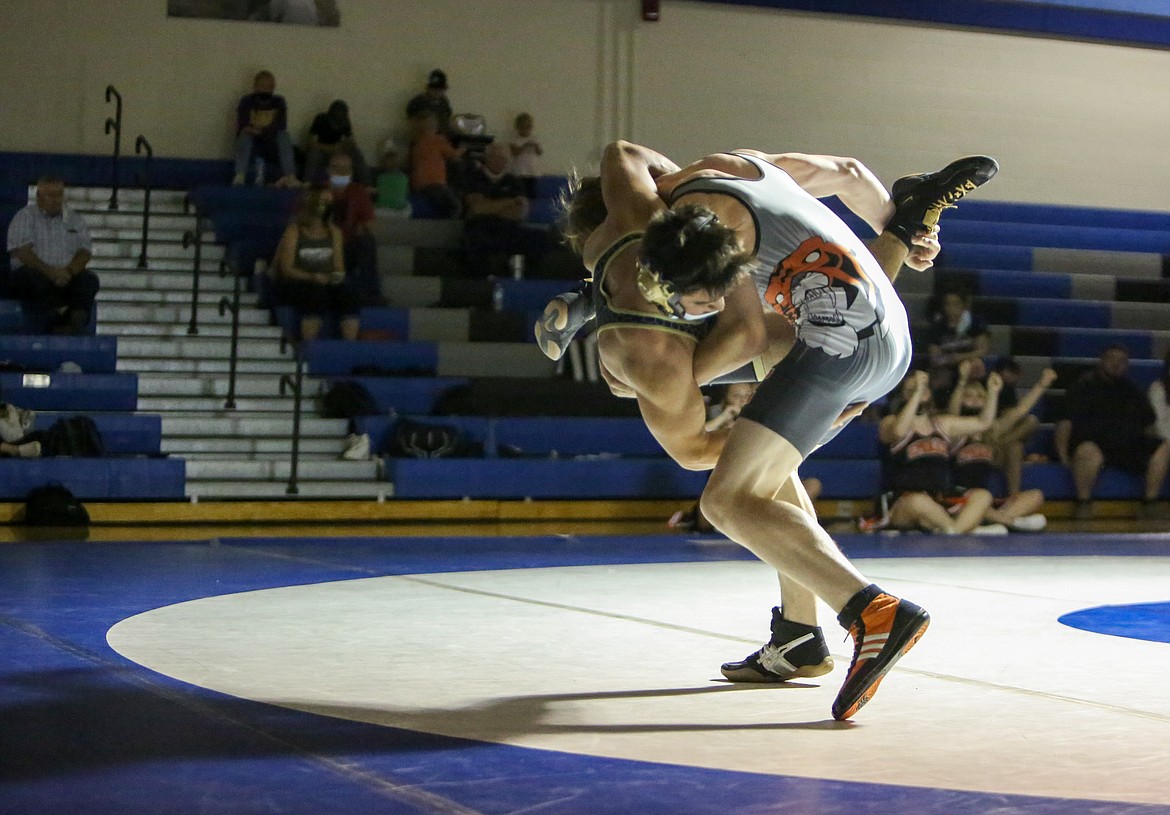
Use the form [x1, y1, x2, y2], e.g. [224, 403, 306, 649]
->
[253, 157, 265, 187]
[509, 254, 524, 280]
[491, 280, 505, 313]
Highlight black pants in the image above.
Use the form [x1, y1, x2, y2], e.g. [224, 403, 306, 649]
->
[8, 266, 100, 330]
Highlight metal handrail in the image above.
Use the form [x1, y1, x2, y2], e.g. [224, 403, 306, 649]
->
[278, 350, 306, 495]
[216, 256, 243, 410]
[103, 86, 122, 211]
[134, 135, 153, 269]
[182, 214, 204, 335]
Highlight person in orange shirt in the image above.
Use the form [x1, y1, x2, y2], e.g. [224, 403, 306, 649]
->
[408, 111, 464, 218]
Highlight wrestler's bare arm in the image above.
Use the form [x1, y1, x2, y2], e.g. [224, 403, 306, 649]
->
[604, 329, 727, 471]
[738, 150, 893, 235]
[583, 141, 675, 270]
[691, 275, 769, 386]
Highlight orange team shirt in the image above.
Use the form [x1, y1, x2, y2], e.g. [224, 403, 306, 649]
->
[410, 133, 459, 190]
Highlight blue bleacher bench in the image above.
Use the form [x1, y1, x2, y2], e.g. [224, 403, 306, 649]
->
[0, 335, 118, 373]
[0, 372, 138, 411]
[387, 457, 709, 499]
[338, 376, 470, 415]
[32, 412, 162, 456]
[305, 340, 438, 376]
[0, 458, 184, 500]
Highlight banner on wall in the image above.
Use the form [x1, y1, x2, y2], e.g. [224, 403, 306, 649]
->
[702, 0, 1170, 49]
[167, 0, 340, 27]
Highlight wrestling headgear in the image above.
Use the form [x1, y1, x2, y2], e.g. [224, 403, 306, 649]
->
[636, 210, 718, 319]
[636, 261, 686, 319]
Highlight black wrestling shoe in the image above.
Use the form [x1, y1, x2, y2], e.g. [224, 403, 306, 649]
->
[831, 589, 929, 720]
[886, 155, 999, 247]
[721, 607, 834, 682]
[534, 284, 595, 361]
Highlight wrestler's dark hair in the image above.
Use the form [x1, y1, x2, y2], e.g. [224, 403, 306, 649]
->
[639, 204, 753, 297]
[559, 171, 605, 256]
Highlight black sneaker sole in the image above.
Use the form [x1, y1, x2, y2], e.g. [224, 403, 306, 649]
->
[831, 605, 930, 720]
[720, 655, 835, 683]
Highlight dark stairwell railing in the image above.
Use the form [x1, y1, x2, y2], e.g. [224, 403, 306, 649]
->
[216, 255, 245, 410]
[103, 86, 122, 211]
[134, 135, 153, 269]
[278, 346, 306, 495]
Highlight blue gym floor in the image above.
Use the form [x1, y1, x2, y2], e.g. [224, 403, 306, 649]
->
[2, 530, 1169, 815]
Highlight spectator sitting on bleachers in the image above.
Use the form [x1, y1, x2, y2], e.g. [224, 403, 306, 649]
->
[407, 111, 464, 218]
[232, 70, 298, 187]
[372, 140, 409, 211]
[5, 175, 100, 335]
[0, 402, 39, 458]
[304, 100, 368, 186]
[868, 369, 1015, 534]
[949, 358, 1054, 497]
[1056, 343, 1170, 519]
[461, 143, 549, 277]
[925, 287, 990, 406]
[326, 153, 384, 306]
[274, 185, 359, 341]
[946, 361, 1054, 531]
[1149, 349, 1170, 444]
[507, 112, 543, 199]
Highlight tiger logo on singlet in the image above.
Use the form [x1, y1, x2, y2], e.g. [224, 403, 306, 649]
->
[762, 236, 882, 359]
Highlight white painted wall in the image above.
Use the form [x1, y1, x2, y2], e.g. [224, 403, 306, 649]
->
[3, 0, 1168, 210]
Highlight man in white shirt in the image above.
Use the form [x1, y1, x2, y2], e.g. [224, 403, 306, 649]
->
[6, 176, 100, 334]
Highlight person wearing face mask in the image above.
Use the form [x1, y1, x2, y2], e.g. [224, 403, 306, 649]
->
[326, 152, 383, 306]
[304, 100, 368, 187]
[274, 185, 359, 341]
[554, 140, 998, 720]
[232, 70, 298, 187]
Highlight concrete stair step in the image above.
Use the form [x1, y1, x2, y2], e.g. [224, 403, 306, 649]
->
[117, 336, 286, 360]
[162, 437, 347, 456]
[136, 374, 309, 398]
[136, 395, 311, 412]
[161, 415, 346, 436]
[120, 357, 295, 375]
[96, 270, 236, 292]
[99, 322, 279, 340]
[90, 258, 199, 272]
[97, 303, 271, 325]
[89, 227, 210, 243]
[91, 241, 223, 261]
[67, 187, 190, 208]
[184, 459, 380, 480]
[97, 289, 249, 306]
[83, 212, 199, 231]
[184, 479, 392, 499]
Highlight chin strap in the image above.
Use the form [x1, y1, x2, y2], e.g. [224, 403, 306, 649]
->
[636, 261, 686, 319]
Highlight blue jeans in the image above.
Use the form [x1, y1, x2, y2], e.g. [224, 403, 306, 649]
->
[234, 131, 296, 180]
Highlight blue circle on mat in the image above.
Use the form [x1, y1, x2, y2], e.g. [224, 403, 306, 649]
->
[1059, 602, 1170, 644]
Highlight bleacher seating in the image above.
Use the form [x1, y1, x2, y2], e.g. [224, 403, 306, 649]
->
[0, 372, 137, 411]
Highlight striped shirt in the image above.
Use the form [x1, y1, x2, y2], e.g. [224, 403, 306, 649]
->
[6, 203, 93, 268]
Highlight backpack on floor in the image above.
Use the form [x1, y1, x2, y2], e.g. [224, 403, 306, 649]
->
[24, 483, 90, 526]
[42, 416, 105, 457]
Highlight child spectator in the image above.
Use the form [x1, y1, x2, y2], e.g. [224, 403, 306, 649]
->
[372, 140, 409, 211]
[408, 111, 464, 218]
[508, 112, 543, 199]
